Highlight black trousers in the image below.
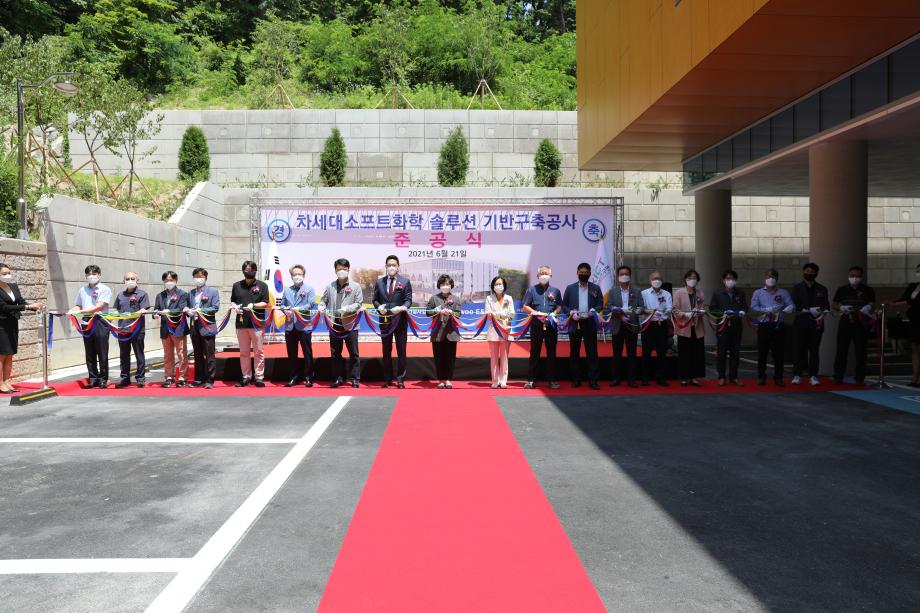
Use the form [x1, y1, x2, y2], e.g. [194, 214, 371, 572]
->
[569, 318, 599, 383]
[285, 328, 314, 380]
[716, 321, 743, 380]
[611, 328, 637, 383]
[432, 340, 458, 380]
[834, 318, 868, 382]
[118, 333, 146, 382]
[641, 321, 669, 383]
[757, 324, 785, 381]
[677, 328, 705, 380]
[528, 323, 558, 382]
[83, 324, 110, 383]
[191, 331, 216, 384]
[331, 329, 360, 382]
[381, 318, 408, 382]
[794, 326, 823, 376]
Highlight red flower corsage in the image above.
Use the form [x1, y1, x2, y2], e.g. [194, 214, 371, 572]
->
[202, 295, 209, 303]
[298, 290, 306, 298]
[169, 294, 178, 302]
[91, 291, 98, 298]
[774, 295, 782, 303]
[548, 292, 556, 301]
[447, 297, 454, 305]
[250, 286, 261, 294]
[344, 287, 352, 294]
[396, 283, 403, 290]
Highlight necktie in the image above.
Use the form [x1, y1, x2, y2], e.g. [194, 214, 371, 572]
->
[388, 278, 394, 298]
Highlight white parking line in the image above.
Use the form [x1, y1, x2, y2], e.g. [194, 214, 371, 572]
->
[144, 395, 352, 613]
[0, 438, 300, 444]
[0, 558, 191, 574]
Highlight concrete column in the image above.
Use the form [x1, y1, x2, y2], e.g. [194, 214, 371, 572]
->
[695, 189, 732, 343]
[809, 140, 868, 376]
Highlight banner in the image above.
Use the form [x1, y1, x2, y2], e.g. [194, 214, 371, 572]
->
[259, 205, 616, 324]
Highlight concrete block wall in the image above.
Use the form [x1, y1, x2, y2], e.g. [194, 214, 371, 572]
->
[0, 239, 48, 380]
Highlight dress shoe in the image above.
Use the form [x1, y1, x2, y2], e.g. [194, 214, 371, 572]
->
[731, 379, 744, 387]
[162, 378, 174, 388]
[718, 378, 726, 387]
[204, 382, 213, 389]
[627, 381, 638, 388]
[396, 381, 405, 389]
[588, 382, 600, 390]
[253, 380, 265, 388]
[381, 381, 391, 388]
[176, 380, 187, 388]
[234, 378, 251, 388]
[610, 379, 620, 387]
[524, 381, 536, 389]
[285, 377, 301, 387]
[331, 379, 344, 388]
[351, 381, 360, 388]
[187, 381, 202, 388]
[549, 382, 560, 389]
[571, 381, 581, 388]
[98, 380, 108, 389]
[136, 382, 145, 389]
[304, 378, 313, 388]
[115, 380, 131, 389]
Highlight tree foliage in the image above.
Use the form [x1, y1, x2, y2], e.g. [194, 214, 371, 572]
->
[178, 126, 210, 181]
[437, 127, 469, 187]
[534, 138, 561, 187]
[320, 128, 347, 187]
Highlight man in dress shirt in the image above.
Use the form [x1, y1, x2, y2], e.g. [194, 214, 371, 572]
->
[71, 264, 113, 388]
[832, 265, 876, 385]
[321, 258, 364, 388]
[372, 255, 413, 388]
[605, 265, 642, 387]
[640, 271, 672, 386]
[281, 264, 316, 387]
[562, 262, 603, 389]
[112, 271, 151, 388]
[750, 268, 795, 385]
[522, 264, 562, 389]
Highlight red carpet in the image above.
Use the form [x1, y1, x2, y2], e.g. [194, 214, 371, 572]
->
[317, 392, 605, 612]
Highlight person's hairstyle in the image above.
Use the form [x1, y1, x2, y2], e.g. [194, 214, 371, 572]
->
[84, 264, 101, 275]
[803, 262, 819, 273]
[765, 268, 779, 278]
[162, 271, 178, 281]
[683, 269, 700, 281]
[649, 270, 662, 279]
[537, 264, 552, 273]
[849, 265, 864, 275]
[721, 269, 738, 279]
[577, 262, 591, 272]
[616, 265, 631, 275]
[289, 264, 305, 275]
[385, 254, 399, 265]
[192, 267, 209, 278]
[334, 258, 350, 269]
[0, 262, 9, 273]
[123, 271, 139, 280]
[241, 260, 257, 272]
[436, 274, 454, 289]
[490, 275, 508, 294]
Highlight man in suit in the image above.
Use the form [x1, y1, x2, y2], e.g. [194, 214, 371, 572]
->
[373, 255, 413, 388]
[604, 264, 642, 387]
[562, 262, 604, 389]
[321, 258, 364, 388]
[185, 267, 220, 389]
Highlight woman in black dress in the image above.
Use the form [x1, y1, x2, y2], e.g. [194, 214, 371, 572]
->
[0, 262, 43, 393]
[895, 263, 920, 387]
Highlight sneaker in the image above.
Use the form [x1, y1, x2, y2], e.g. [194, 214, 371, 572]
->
[810, 376, 820, 386]
[162, 378, 174, 388]
[523, 381, 535, 389]
[791, 376, 801, 385]
[176, 379, 186, 388]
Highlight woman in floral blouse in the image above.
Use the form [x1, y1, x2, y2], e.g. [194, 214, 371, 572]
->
[426, 274, 462, 388]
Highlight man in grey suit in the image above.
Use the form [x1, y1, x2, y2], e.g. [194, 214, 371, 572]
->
[321, 258, 364, 388]
[604, 264, 642, 387]
[372, 254, 413, 388]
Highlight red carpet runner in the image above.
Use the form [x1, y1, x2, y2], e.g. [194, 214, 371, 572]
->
[318, 391, 605, 612]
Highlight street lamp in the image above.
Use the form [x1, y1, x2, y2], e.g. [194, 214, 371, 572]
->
[16, 72, 79, 240]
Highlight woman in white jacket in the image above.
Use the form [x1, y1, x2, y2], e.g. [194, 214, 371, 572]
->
[485, 275, 515, 388]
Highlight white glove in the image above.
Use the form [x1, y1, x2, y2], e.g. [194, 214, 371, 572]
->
[809, 307, 821, 316]
[738, 310, 746, 317]
[231, 303, 242, 315]
[378, 306, 388, 315]
[840, 305, 852, 313]
[912, 290, 919, 300]
[394, 305, 407, 313]
[318, 303, 326, 312]
[783, 304, 795, 314]
[348, 303, 360, 313]
[246, 303, 254, 310]
[860, 304, 872, 315]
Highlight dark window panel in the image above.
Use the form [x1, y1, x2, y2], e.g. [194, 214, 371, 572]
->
[820, 77, 851, 130]
[794, 94, 820, 141]
[716, 141, 732, 172]
[751, 121, 771, 159]
[771, 107, 794, 151]
[702, 149, 718, 174]
[852, 57, 888, 117]
[891, 38, 920, 100]
[732, 130, 751, 166]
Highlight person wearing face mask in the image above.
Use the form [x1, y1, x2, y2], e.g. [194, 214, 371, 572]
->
[750, 268, 795, 385]
[280, 264, 316, 388]
[640, 271, 673, 386]
[562, 263, 603, 389]
[893, 263, 920, 387]
[154, 271, 189, 388]
[230, 260, 270, 388]
[373, 255, 413, 388]
[322, 258, 363, 388]
[426, 274, 462, 388]
[832, 265, 875, 385]
[70, 264, 113, 388]
[673, 269, 706, 386]
[603, 265, 641, 387]
[185, 268, 220, 389]
[486, 275, 515, 389]
[112, 271, 151, 388]
[0, 263, 43, 394]
[709, 270, 747, 386]
[790, 262, 829, 385]
[521, 265, 562, 389]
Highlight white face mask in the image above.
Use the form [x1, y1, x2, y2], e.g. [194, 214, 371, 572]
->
[724, 279, 737, 289]
[686, 279, 697, 288]
[915, 272, 920, 279]
[193, 277, 206, 287]
[440, 285, 451, 294]
[164, 281, 176, 291]
[124, 280, 137, 290]
[386, 266, 397, 277]
[292, 275, 304, 284]
[650, 279, 662, 289]
[849, 276, 861, 286]
[538, 274, 551, 285]
[86, 275, 100, 285]
[765, 277, 777, 287]
[0, 274, 12, 283]
[336, 269, 349, 280]
[494, 284, 504, 294]
[618, 274, 630, 284]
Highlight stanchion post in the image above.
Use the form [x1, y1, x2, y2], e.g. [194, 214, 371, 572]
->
[876, 303, 890, 389]
[40, 306, 50, 391]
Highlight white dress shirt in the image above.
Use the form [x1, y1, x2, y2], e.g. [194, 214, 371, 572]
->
[641, 287, 672, 321]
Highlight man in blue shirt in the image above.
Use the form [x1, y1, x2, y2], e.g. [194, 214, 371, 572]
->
[750, 268, 795, 385]
[112, 271, 151, 388]
[71, 264, 113, 388]
[281, 264, 316, 387]
[522, 264, 562, 389]
[640, 271, 673, 386]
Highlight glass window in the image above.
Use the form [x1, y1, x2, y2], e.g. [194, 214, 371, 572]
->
[794, 94, 820, 141]
[891, 39, 920, 100]
[820, 77, 850, 130]
[852, 57, 888, 116]
[732, 130, 751, 166]
[702, 149, 717, 174]
[716, 141, 732, 172]
[751, 121, 770, 160]
[771, 107, 794, 151]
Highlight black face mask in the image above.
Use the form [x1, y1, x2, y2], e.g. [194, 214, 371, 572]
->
[243, 270, 256, 279]
[578, 273, 590, 283]
[803, 273, 816, 282]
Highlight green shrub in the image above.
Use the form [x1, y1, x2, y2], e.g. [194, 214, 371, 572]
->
[534, 138, 561, 187]
[437, 127, 468, 187]
[177, 126, 210, 181]
[320, 127, 347, 186]
[0, 164, 18, 237]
